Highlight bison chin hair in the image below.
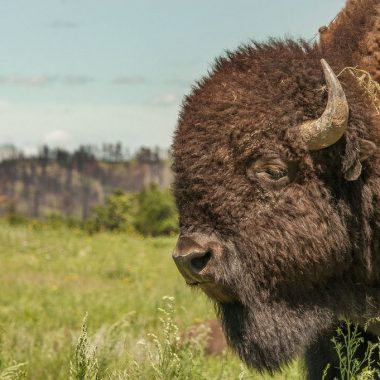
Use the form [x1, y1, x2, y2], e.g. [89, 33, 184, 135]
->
[216, 300, 334, 372]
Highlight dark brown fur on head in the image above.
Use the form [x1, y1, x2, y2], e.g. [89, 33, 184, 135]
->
[172, 0, 380, 375]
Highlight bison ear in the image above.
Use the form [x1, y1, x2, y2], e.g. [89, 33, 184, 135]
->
[358, 139, 377, 162]
[343, 139, 377, 181]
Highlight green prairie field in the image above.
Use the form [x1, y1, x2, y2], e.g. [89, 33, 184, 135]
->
[0, 222, 302, 379]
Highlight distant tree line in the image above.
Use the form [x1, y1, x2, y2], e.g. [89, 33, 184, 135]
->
[0, 143, 173, 220]
[0, 143, 169, 163]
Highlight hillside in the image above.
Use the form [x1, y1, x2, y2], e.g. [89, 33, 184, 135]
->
[0, 148, 172, 219]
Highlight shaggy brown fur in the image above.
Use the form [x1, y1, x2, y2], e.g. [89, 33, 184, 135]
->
[320, 0, 380, 82]
[172, 0, 380, 378]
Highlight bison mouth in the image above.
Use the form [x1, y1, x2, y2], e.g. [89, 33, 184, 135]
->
[198, 281, 237, 303]
[186, 279, 237, 303]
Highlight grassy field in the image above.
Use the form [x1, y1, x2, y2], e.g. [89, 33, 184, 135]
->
[0, 222, 302, 379]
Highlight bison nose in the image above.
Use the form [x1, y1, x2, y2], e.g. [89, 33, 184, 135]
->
[172, 235, 214, 284]
[175, 249, 212, 273]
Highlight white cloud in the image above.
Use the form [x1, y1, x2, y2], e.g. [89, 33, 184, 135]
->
[43, 129, 74, 148]
[47, 20, 79, 29]
[0, 75, 57, 87]
[152, 93, 181, 106]
[62, 75, 94, 85]
[0, 99, 11, 110]
[0, 135, 13, 145]
[112, 76, 146, 85]
[0, 75, 94, 87]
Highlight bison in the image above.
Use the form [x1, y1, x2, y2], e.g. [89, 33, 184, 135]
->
[171, 0, 380, 378]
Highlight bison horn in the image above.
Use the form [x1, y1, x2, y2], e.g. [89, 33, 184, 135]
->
[299, 59, 349, 150]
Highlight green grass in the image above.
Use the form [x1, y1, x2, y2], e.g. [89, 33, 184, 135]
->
[0, 222, 302, 379]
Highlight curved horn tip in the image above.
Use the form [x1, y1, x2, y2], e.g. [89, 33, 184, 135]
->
[299, 58, 349, 151]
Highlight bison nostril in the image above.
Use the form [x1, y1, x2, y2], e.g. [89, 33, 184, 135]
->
[190, 251, 212, 272]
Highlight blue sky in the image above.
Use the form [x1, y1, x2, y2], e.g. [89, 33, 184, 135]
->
[0, 0, 345, 153]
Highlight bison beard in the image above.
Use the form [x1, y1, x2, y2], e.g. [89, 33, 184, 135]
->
[218, 301, 333, 372]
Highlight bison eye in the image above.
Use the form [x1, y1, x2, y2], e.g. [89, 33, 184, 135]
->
[258, 167, 287, 180]
[246, 156, 296, 189]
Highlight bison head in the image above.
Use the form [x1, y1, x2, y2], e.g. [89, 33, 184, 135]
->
[171, 42, 379, 371]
